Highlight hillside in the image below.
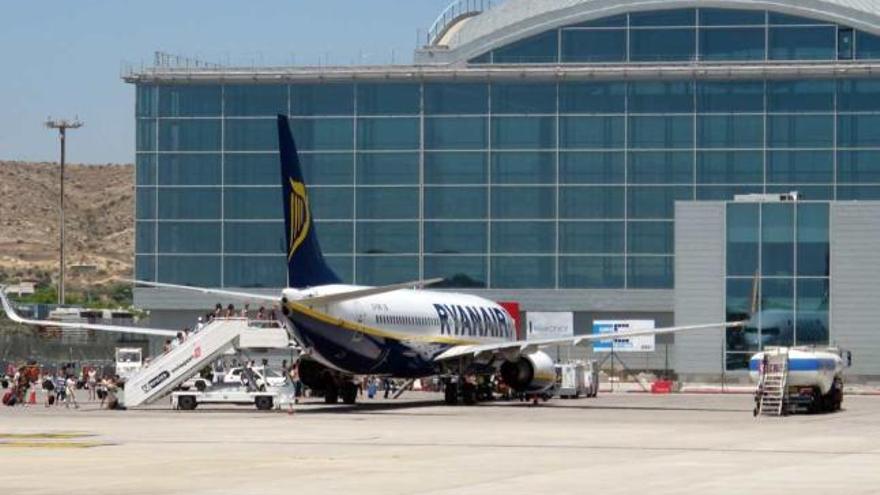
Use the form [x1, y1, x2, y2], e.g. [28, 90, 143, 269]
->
[0, 161, 133, 288]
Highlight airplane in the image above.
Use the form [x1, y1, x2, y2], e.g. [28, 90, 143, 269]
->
[0, 115, 744, 406]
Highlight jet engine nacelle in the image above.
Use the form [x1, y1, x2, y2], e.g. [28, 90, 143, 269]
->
[500, 351, 556, 393]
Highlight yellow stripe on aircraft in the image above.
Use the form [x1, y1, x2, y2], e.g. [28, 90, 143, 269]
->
[286, 301, 484, 346]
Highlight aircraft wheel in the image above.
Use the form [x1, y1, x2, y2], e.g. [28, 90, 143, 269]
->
[341, 383, 358, 405]
[462, 383, 477, 405]
[195, 380, 208, 392]
[444, 382, 459, 405]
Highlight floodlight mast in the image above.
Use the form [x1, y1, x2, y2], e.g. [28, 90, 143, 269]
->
[45, 117, 84, 305]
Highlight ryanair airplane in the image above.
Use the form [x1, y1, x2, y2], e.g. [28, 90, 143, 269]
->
[0, 116, 742, 406]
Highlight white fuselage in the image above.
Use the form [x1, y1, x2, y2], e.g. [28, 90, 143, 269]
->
[281, 285, 515, 376]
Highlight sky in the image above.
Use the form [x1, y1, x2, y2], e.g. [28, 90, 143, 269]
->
[0, 0, 457, 164]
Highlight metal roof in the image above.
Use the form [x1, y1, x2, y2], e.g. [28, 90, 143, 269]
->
[124, 61, 880, 85]
[415, 0, 880, 64]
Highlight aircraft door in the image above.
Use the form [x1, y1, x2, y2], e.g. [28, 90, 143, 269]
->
[351, 301, 367, 344]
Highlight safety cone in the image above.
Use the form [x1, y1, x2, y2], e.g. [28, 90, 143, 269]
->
[28, 389, 37, 404]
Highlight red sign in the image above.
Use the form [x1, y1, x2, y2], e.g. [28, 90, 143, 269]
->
[497, 301, 522, 340]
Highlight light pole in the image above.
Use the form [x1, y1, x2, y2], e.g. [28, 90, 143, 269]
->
[45, 117, 83, 305]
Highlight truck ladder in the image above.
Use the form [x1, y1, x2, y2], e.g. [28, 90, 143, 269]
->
[758, 349, 789, 417]
[121, 319, 290, 408]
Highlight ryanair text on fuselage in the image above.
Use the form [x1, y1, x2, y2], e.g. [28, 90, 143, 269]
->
[434, 304, 512, 338]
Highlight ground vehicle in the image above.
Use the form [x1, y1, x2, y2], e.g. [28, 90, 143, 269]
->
[181, 366, 287, 392]
[222, 367, 286, 388]
[115, 348, 143, 382]
[172, 382, 296, 411]
[750, 346, 851, 414]
[553, 361, 599, 398]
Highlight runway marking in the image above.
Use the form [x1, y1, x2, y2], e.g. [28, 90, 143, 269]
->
[0, 440, 108, 449]
[0, 432, 94, 439]
[0, 432, 108, 449]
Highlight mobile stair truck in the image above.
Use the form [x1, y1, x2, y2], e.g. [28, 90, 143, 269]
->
[119, 318, 295, 411]
[751, 346, 851, 416]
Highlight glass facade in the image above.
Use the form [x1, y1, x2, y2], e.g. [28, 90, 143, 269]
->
[725, 202, 830, 370]
[470, 8, 878, 64]
[134, 7, 880, 292]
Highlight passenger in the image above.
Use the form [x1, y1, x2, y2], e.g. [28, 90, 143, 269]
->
[42, 375, 55, 407]
[367, 376, 378, 399]
[54, 372, 66, 406]
[87, 368, 97, 401]
[213, 303, 223, 317]
[64, 375, 79, 409]
[289, 364, 301, 404]
[163, 339, 172, 353]
[256, 307, 266, 320]
[195, 317, 205, 333]
[102, 377, 119, 410]
[240, 304, 250, 319]
[225, 304, 236, 318]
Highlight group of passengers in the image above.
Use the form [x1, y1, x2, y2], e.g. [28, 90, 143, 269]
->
[159, 303, 281, 354]
[1, 363, 122, 410]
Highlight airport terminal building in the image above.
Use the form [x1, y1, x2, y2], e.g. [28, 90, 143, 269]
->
[126, 0, 880, 379]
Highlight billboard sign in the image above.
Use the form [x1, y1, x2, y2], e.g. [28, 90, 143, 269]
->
[526, 312, 574, 340]
[592, 320, 656, 352]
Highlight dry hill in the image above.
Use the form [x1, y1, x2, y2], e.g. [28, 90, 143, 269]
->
[0, 161, 133, 287]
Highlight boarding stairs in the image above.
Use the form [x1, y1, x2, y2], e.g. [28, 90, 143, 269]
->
[757, 349, 789, 417]
[121, 318, 290, 408]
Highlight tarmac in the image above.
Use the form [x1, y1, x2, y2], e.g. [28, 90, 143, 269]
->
[1, 390, 879, 495]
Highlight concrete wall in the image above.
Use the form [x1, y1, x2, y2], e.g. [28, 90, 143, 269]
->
[673, 201, 727, 379]
[830, 202, 880, 377]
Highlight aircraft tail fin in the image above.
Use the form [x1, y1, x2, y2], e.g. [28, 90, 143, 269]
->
[278, 115, 341, 289]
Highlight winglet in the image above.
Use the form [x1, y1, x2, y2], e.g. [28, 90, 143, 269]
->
[0, 286, 26, 325]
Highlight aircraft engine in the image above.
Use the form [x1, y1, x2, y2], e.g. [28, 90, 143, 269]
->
[500, 351, 555, 392]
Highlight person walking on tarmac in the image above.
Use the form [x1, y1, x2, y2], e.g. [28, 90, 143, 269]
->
[87, 368, 97, 401]
[53, 372, 66, 406]
[64, 374, 79, 409]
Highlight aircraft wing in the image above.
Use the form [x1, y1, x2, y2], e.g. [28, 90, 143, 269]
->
[124, 280, 280, 303]
[0, 287, 178, 338]
[128, 278, 445, 306]
[433, 321, 745, 362]
[297, 278, 445, 305]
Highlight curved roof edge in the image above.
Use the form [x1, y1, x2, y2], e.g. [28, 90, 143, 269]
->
[415, 0, 880, 65]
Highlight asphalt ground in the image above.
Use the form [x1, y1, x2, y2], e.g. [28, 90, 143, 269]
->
[1, 390, 879, 495]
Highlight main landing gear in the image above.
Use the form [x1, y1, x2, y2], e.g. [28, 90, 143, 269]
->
[323, 377, 359, 405]
[443, 378, 478, 406]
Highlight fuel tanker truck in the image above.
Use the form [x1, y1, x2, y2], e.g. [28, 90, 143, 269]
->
[749, 346, 852, 414]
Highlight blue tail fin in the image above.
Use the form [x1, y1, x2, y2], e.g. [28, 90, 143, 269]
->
[278, 115, 341, 289]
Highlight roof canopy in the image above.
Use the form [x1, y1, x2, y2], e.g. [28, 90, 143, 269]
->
[416, 0, 880, 64]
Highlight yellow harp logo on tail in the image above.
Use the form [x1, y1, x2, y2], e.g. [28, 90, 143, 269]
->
[288, 179, 311, 260]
